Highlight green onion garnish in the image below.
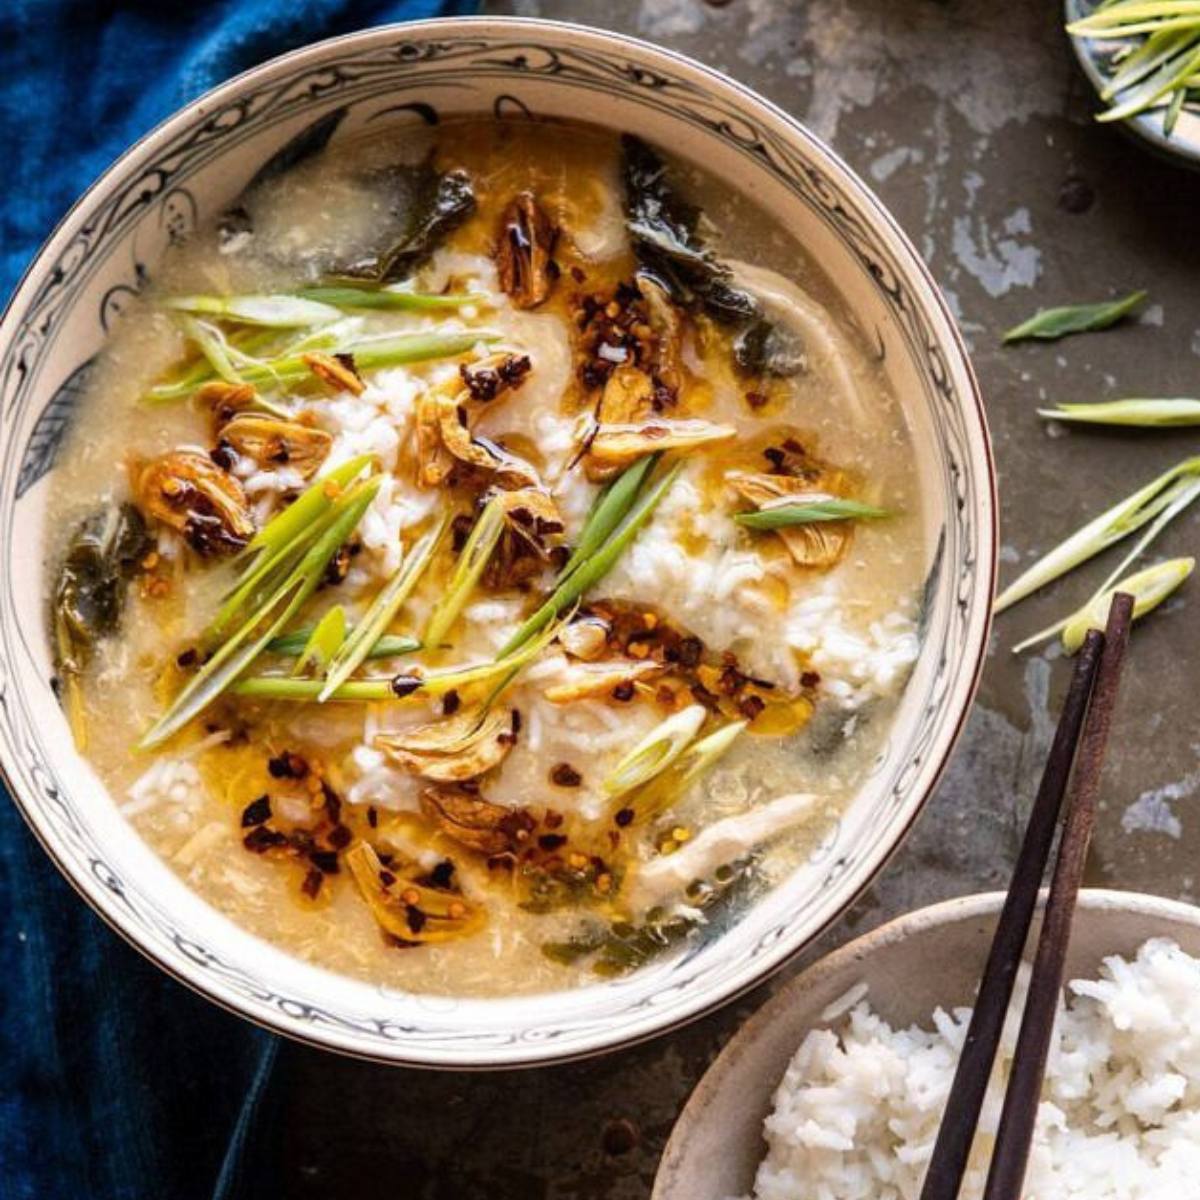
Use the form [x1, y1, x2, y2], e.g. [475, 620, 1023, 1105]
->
[139, 476, 380, 748]
[148, 330, 491, 402]
[1067, 4, 1200, 134]
[211, 455, 375, 640]
[1038, 398, 1200, 427]
[319, 518, 444, 701]
[558, 454, 659, 582]
[497, 460, 683, 658]
[1002, 291, 1147, 343]
[603, 705, 707, 798]
[266, 628, 420, 660]
[291, 605, 346, 677]
[734, 498, 889, 529]
[995, 455, 1200, 614]
[1061, 558, 1193, 653]
[295, 286, 476, 311]
[166, 294, 342, 327]
[424, 497, 507, 648]
[235, 610, 566, 703]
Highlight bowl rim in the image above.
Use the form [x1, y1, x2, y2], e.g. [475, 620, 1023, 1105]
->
[653, 887, 1200, 1197]
[0, 14, 996, 1067]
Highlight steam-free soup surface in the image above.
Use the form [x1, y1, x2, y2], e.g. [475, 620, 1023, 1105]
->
[48, 119, 924, 996]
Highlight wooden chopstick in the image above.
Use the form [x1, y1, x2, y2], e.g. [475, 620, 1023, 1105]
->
[917, 627, 1104, 1200]
[918, 591, 1134, 1200]
[982, 591, 1133, 1200]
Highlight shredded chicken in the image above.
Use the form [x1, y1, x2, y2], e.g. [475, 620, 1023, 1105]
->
[628, 792, 819, 912]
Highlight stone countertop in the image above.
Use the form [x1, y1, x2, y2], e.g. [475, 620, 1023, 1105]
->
[282, 2, 1200, 1195]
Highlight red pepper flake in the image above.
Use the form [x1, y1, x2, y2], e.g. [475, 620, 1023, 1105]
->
[320, 780, 342, 823]
[176, 647, 199, 668]
[367, 806, 378, 829]
[543, 809, 564, 830]
[550, 762, 582, 788]
[267, 752, 308, 780]
[800, 670, 821, 688]
[379, 869, 397, 887]
[309, 849, 340, 875]
[327, 825, 352, 850]
[737, 694, 767, 721]
[429, 860, 455, 889]
[511, 708, 522, 734]
[538, 833, 568, 851]
[243, 826, 287, 853]
[745, 391, 769, 409]
[240, 794, 272, 828]
[405, 905, 428, 935]
[301, 868, 324, 899]
[611, 681, 635, 702]
[615, 808, 634, 828]
[676, 636, 703, 668]
[442, 689, 461, 716]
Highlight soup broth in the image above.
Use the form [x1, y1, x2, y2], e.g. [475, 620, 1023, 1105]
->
[47, 119, 924, 996]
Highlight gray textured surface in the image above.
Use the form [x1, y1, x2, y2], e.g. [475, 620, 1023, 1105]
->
[282, 3, 1200, 1194]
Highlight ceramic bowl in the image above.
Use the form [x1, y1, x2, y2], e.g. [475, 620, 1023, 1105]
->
[0, 17, 994, 1067]
[653, 889, 1200, 1199]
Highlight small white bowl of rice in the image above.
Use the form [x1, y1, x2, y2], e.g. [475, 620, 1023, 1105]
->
[654, 889, 1200, 1200]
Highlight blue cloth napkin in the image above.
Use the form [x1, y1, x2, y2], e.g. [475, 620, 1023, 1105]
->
[0, 3, 474, 1198]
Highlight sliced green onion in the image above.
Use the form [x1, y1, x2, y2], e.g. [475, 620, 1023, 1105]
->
[623, 719, 748, 824]
[242, 330, 493, 391]
[291, 605, 346, 677]
[603, 705, 707, 798]
[1061, 558, 1193, 653]
[266, 628, 420, 660]
[139, 477, 380, 748]
[155, 330, 491, 400]
[233, 677, 396, 703]
[424, 498, 507, 648]
[994, 455, 1200, 613]
[675, 720, 748, 788]
[558, 454, 659, 582]
[735, 497, 890, 529]
[1164, 82, 1189, 131]
[319, 518, 445, 701]
[498, 461, 683, 658]
[390, 612, 567, 699]
[144, 323, 362, 404]
[295, 286, 476, 311]
[239, 455, 374, 563]
[212, 456, 375, 639]
[178, 315, 243, 384]
[1038, 398, 1200, 426]
[237, 610, 566, 703]
[166, 294, 342, 327]
[1002, 291, 1147, 343]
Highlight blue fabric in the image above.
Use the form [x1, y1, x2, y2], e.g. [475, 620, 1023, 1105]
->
[0, 3, 474, 1198]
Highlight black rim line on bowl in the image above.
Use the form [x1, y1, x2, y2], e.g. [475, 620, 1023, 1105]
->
[0, 15, 996, 1067]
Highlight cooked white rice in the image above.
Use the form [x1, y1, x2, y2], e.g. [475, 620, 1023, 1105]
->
[745, 938, 1200, 1200]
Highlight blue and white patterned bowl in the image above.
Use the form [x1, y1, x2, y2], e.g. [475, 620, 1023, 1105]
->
[0, 17, 995, 1067]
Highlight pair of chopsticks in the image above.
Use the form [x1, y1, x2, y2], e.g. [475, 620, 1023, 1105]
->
[919, 591, 1134, 1200]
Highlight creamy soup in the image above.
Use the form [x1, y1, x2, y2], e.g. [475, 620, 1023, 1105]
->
[46, 119, 923, 996]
